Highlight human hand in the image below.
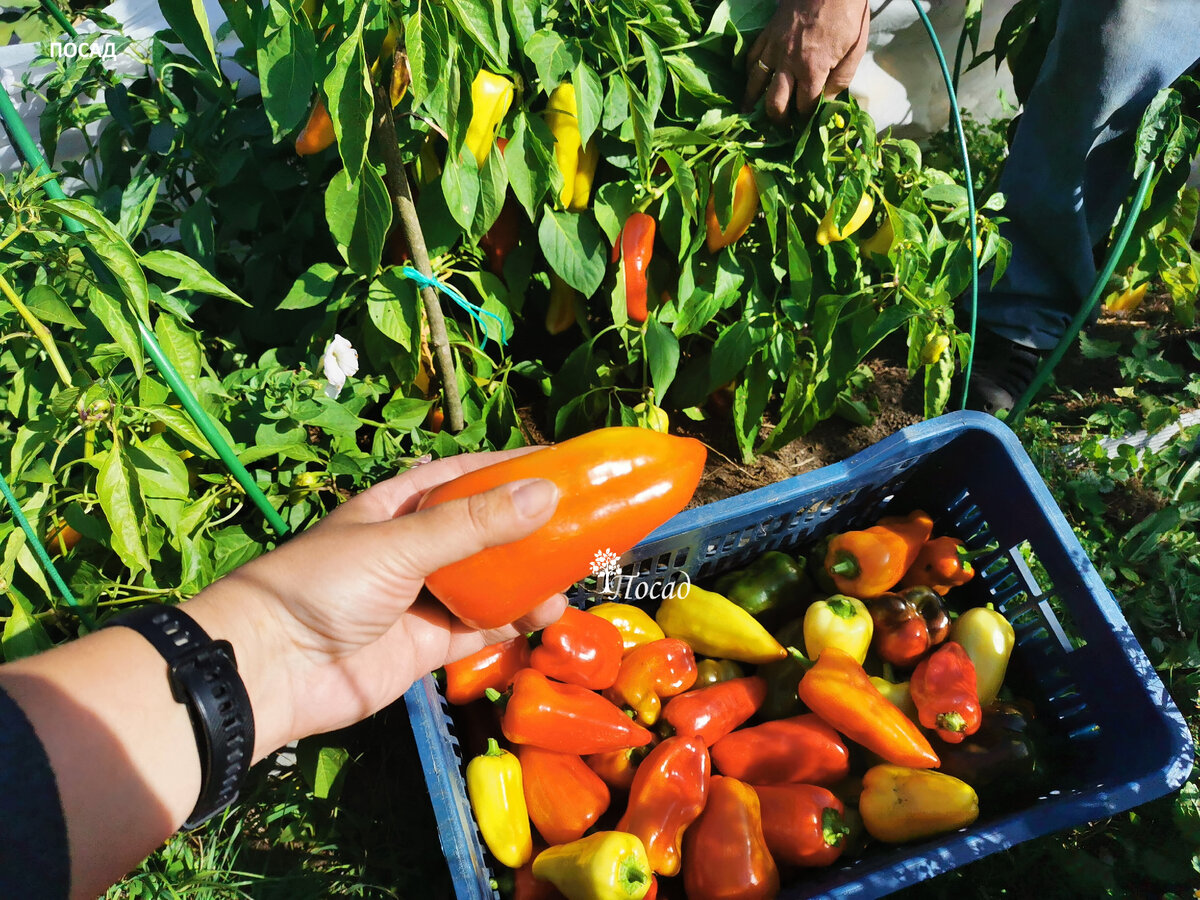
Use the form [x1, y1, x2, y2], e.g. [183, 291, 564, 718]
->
[743, 0, 870, 122]
[187, 449, 566, 758]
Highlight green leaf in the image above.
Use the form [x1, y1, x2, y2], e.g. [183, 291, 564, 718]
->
[367, 268, 420, 350]
[710, 320, 753, 391]
[153, 314, 203, 395]
[43, 198, 124, 243]
[573, 61, 603, 145]
[325, 7, 373, 178]
[325, 165, 393, 276]
[140, 250, 248, 305]
[89, 235, 152, 325]
[525, 29, 577, 91]
[645, 318, 680, 401]
[299, 741, 351, 800]
[539, 208, 606, 296]
[257, 0, 318, 140]
[923, 348, 954, 419]
[88, 284, 145, 378]
[785, 213, 812, 323]
[278, 263, 342, 310]
[383, 396, 435, 429]
[144, 405, 218, 458]
[626, 79, 653, 180]
[128, 442, 191, 501]
[442, 149, 482, 229]
[95, 446, 153, 574]
[1135, 87, 1182, 177]
[666, 52, 728, 105]
[116, 174, 160, 242]
[3, 590, 52, 662]
[444, 0, 506, 70]
[24, 285, 83, 329]
[159, 0, 220, 76]
[506, 113, 554, 219]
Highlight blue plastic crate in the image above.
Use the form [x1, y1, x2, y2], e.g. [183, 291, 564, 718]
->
[403, 410, 1193, 899]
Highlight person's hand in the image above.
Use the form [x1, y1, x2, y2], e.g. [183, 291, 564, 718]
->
[187, 449, 566, 757]
[743, 0, 870, 122]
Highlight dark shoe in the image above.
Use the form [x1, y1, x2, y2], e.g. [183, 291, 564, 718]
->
[965, 333, 1046, 416]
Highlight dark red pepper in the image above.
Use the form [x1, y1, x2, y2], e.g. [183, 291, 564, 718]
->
[661, 676, 767, 747]
[530, 606, 624, 690]
[754, 783, 849, 867]
[612, 212, 656, 323]
[866, 586, 951, 668]
[910, 641, 982, 743]
[616, 736, 710, 877]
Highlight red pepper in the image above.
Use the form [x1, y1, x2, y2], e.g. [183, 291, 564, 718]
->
[910, 641, 983, 743]
[710, 714, 851, 785]
[898, 536, 988, 595]
[530, 606, 624, 690]
[866, 586, 951, 669]
[616, 736, 710, 876]
[443, 636, 530, 705]
[603, 638, 698, 726]
[512, 843, 566, 900]
[682, 776, 779, 900]
[661, 676, 767, 747]
[517, 745, 611, 845]
[754, 783, 849, 867]
[502, 668, 654, 754]
[612, 212, 656, 323]
[480, 194, 522, 278]
[824, 510, 934, 599]
[584, 743, 654, 791]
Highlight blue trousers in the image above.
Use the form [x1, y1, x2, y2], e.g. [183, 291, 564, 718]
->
[978, 0, 1200, 350]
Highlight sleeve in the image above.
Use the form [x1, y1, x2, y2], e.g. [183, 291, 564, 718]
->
[0, 681, 71, 900]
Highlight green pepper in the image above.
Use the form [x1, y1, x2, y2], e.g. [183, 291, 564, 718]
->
[757, 618, 808, 721]
[715, 551, 811, 621]
[935, 700, 1044, 803]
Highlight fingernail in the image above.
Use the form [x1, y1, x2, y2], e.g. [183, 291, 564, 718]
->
[510, 479, 559, 518]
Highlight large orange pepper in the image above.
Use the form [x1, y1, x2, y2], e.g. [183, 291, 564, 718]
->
[530, 606, 624, 690]
[419, 427, 706, 629]
[798, 646, 940, 768]
[502, 668, 654, 755]
[709, 714, 850, 785]
[612, 213, 656, 324]
[682, 776, 779, 900]
[823, 509, 934, 599]
[295, 97, 335, 156]
[616, 736, 710, 876]
[754, 783, 849, 867]
[604, 638, 698, 726]
[705, 163, 758, 252]
[898, 536, 989, 595]
[517, 745, 611, 845]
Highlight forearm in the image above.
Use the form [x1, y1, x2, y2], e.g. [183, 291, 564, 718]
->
[0, 578, 295, 899]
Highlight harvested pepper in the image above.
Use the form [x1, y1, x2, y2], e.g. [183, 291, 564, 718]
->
[443, 635, 530, 705]
[569, 139, 600, 212]
[754, 783, 849, 867]
[694, 658, 745, 686]
[705, 163, 758, 252]
[531, 606, 624, 690]
[757, 619, 808, 721]
[910, 641, 982, 743]
[816, 191, 875, 245]
[936, 700, 1043, 799]
[859, 764, 979, 843]
[518, 745, 611, 845]
[295, 97, 335, 156]
[798, 647, 940, 768]
[532, 831, 653, 900]
[661, 676, 766, 747]
[682, 776, 779, 900]
[866, 585, 951, 668]
[466, 738, 532, 868]
[513, 852, 567, 900]
[898, 536, 990, 595]
[949, 605, 1015, 706]
[803, 594, 873, 665]
[419, 427, 706, 629]
[713, 550, 810, 620]
[604, 639, 697, 726]
[585, 744, 653, 792]
[464, 69, 514, 166]
[502, 668, 654, 755]
[588, 603, 665, 654]
[656, 586, 787, 664]
[824, 510, 934, 599]
[869, 675, 919, 722]
[546, 273, 577, 335]
[710, 714, 850, 785]
[613, 213, 656, 324]
[616, 736, 710, 876]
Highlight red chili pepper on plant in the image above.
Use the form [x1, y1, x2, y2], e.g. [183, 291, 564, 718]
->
[479, 195, 522, 278]
[612, 213, 656, 324]
[443, 636, 531, 705]
[615, 736, 710, 876]
[502, 668, 654, 755]
[517, 744, 611, 845]
[710, 714, 851, 785]
[823, 510, 934, 599]
[530, 606, 624, 690]
[603, 638, 698, 726]
[754, 783, 849, 867]
[866, 585, 952, 668]
[910, 641, 983, 743]
[661, 676, 767, 747]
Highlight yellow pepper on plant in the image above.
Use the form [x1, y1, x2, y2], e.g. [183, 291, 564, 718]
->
[545, 82, 583, 209]
[464, 70, 514, 167]
[705, 163, 758, 252]
[816, 191, 875, 245]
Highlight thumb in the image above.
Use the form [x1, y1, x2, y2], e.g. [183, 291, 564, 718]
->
[395, 478, 560, 578]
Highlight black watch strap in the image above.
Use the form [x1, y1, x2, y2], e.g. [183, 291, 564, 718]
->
[104, 605, 255, 829]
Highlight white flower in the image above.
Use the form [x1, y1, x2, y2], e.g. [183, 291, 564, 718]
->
[321, 334, 359, 399]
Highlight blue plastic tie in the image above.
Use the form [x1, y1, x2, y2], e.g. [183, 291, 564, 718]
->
[400, 266, 508, 351]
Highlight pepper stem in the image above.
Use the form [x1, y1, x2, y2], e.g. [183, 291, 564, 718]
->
[485, 737, 505, 757]
[938, 711, 966, 733]
[618, 855, 650, 896]
[826, 595, 859, 619]
[822, 807, 850, 847]
[828, 551, 861, 579]
[957, 543, 999, 563]
[785, 646, 815, 670]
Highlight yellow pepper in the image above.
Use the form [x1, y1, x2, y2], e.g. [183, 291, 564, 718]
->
[816, 192, 875, 245]
[949, 605, 1015, 706]
[859, 764, 979, 843]
[588, 602, 665, 653]
[859, 217, 894, 256]
[1105, 282, 1148, 313]
[570, 138, 600, 212]
[532, 831, 653, 900]
[803, 594, 873, 665]
[704, 163, 759, 251]
[545, 82, 583, 209]
[869, 675, 919, 722]
[656, 586, 787, 664]
[920, 333, 951, 365]
[633, 402, 669, 434]
[465, 70, 514, 167]
[466, 738, 531, 868]
[546, 272, 577, 335]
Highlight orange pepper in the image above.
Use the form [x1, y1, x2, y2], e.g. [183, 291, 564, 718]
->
[898, 536, 990, 595]
[295, 97, 335, 156]
[517, 745, 611, 845]
[823, 509, 934, 599]
[443, 636, 530, 705]
[705, 163, 759, 252]
[682, 776, 779, 900]
[616, 736, 710, 876]
[604, 638, 698, 726]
